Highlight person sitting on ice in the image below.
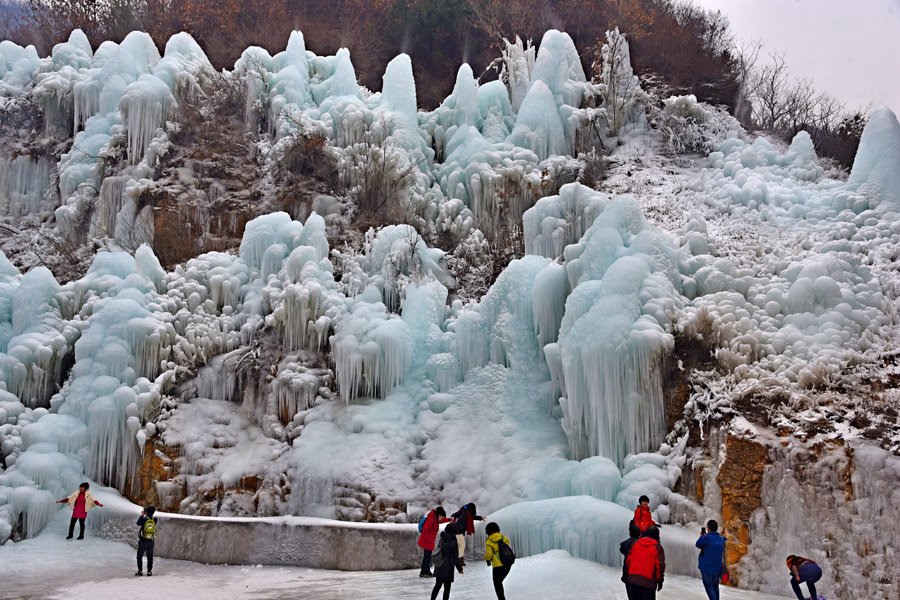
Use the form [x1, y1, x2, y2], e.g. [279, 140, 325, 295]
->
[619, 521, 642, 600]
[448, 503, 484, 566]
[632, 495, 656, 535]
[786, 554, 823, 600]
[56, 482, 103, 540]
[696, 519, 727, 600]
[417, 506, 450, 577]
[625, 526, 665, 600]
[136, 506, 158, 576]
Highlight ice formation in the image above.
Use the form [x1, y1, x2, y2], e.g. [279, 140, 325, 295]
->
[1, 22, 899, 599]
[847, 105, 900, 211]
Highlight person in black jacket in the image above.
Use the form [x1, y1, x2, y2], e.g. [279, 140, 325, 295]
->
[619, 521, 641, 600]
[135, 506, 157, 576]
[431, 529, 464, 600]
[449, 503, 485, 566]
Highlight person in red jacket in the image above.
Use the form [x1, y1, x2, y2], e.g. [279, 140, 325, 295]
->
[625, 526, 665, 600]
[56, 482, 103, 539]
[633, 495, 656, 534]
[417, 506, 449, 577]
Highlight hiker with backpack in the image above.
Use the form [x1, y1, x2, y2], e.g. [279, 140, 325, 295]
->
[483, 522, 515, 600]
[633, 495, 656, 535]
[56, 482, 103, 540]
[429, 528, 464, 600]
[619, 521, 642, 600]
[625, 525, 665, 600]
[417, 506, 450, 577]
[786, 555, 823, 600]
[696, 520, 728, 600]
[449, 503, 485, 565]
[135, 506, 158, 576]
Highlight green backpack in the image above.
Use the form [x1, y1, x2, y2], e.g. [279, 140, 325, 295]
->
[141, 518, 157, 539]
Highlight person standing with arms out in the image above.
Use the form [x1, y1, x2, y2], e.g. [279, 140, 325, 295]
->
[787, 554, 823, 600]
[483, 522, 514, 600]
[417, 506, 449, 577]
[430, 528, 464, 600]
[135, 506, 157, 576]
[696, 520, 727, 600]
[633, 495, 655, 535]
[625, 525, 665, 600]
[449, 503, 484, 565]
[56, 482, 102, 540]
[620, 521, 642, 600]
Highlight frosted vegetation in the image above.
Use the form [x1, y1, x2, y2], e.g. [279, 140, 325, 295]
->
[1, 25, 899, 597]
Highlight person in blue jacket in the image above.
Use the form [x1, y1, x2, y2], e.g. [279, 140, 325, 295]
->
[696, 519, 727, 600]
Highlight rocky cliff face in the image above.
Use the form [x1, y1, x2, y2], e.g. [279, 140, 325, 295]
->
[675, 420, 899, 599]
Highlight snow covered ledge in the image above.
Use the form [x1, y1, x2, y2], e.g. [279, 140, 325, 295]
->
[95, 501, 420, 570]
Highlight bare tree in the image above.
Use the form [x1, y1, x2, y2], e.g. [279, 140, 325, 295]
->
[753, 53, 791, 129]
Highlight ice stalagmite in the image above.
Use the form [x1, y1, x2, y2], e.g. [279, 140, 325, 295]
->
[477, 80, 516, 143]
[268, 31, 314, 138]
[380, 54, 418, 133]
[528, 30, 588, 109]
[315, 48, 367, 147]
[0, 40, 40, 96]
[508, 80, 567, 162]
[848, 106, 900, 211]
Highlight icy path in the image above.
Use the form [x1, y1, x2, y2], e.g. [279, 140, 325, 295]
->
[0, 515, 792, 600]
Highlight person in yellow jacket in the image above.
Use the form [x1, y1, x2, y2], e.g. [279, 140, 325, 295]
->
[483, 522, 513, 600]
[56, 482, 103, 539]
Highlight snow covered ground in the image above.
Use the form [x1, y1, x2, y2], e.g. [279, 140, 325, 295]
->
[0, 513, 792, 600]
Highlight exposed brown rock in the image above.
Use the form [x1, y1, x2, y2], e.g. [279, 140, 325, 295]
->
[843, 446, 855, 502]
[717, 434, 769, 579]
[125, 438, 181, 511]
[153, 191, 257, 268]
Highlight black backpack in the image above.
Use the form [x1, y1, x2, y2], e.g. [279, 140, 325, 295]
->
[497, 536, 516, 566]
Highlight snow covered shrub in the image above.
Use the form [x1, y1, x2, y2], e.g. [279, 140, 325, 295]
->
[279, 131, 335, 182]
[654, 94, 739, 156]
[339, 115, 420, 225]
[578, 148, 607, 189]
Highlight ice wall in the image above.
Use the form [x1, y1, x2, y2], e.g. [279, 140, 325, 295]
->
[3, 26, 618, 263]
[0, 154, 55, 217]
[0, 219, 283, 541]
[541, 195, 682, 464]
